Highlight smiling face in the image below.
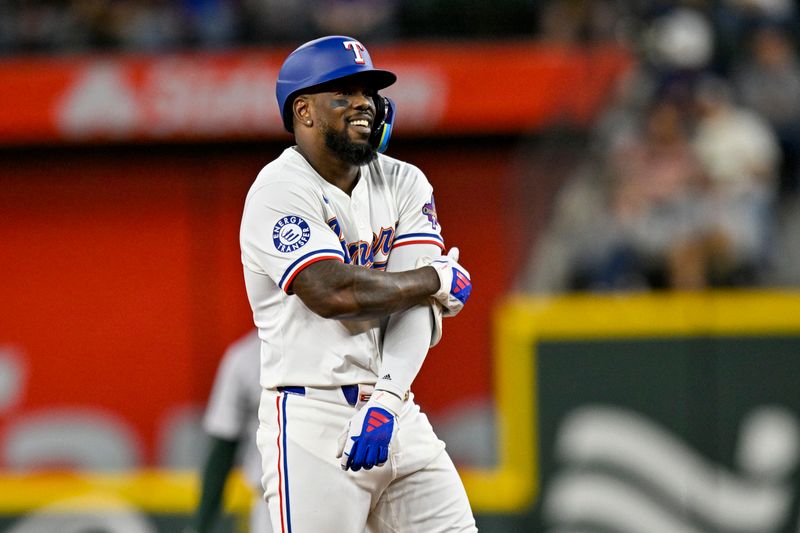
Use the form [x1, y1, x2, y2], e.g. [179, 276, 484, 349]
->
[317, 85, 378, 165]
[294, 83, 379, 166]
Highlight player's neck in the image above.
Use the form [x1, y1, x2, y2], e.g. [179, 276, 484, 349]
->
[296, 145, 360, 195]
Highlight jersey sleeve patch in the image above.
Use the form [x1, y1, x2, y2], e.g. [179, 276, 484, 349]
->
[273, 215, 311, 253]
[422, 195, 438, 230]
[391, 232, 445, 250]
[279, 248, 346, 293]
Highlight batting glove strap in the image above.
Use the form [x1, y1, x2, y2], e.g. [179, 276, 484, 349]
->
[372, 382, 406, 413]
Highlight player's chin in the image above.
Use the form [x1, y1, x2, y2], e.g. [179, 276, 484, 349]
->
[325, 128, 375, 165]
[347, 130, 371, 145]
[343, 141, 376, 165]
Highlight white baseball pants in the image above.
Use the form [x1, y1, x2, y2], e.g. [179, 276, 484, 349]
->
[256, 387, 477, 533]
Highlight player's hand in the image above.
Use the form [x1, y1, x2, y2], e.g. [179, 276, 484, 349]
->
[336, 389, 403, 471]
[417, 247, 472, 317]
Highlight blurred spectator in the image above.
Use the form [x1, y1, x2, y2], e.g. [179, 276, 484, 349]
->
[181, 0, 241, 48]
[397, 0, 538, 40]
[592, 63, 657, 157]
[639, 6, 717, 112]
[691, 75, 780, 285]
[523, 70, 783, 293]
[518, 2, 800, 294]
[605, 97, 708, 290]
[239, 0, 316, 45]
[714, 0, 796, 68]
[7, 0, 86, 53]
[1, 0, 186, 54]
[0, 3, 12, 52]
[69, 0, 113, 50]
[644, 6, 715, 72]
[0, 0, 798, 59]
[108, 0, 183, 52]
[721, 0, 796, 21]
[733, 23, 800, 195]
[515, 152, 621, 293]
[519, 61, 655, 293]
[309, 0, 400, 43]
[538, 0, 627, 45]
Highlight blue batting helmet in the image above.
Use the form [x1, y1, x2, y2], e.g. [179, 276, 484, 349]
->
[276, 36, 397, 133]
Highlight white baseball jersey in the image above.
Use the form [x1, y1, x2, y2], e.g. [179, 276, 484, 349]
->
[203, 330, 263, 491]
[242, 146, 477, 533]
[240, 147, 444, 389]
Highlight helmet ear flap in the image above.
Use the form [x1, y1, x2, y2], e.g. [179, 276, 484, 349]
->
[370, 95, 395, 154]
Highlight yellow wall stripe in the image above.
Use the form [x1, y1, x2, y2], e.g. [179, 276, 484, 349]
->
[0, 469, 252, 514]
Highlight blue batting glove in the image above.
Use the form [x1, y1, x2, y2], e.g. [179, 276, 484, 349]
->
[336, 390, 403, 471]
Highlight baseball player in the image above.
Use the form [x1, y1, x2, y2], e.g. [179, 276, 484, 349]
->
[187, 330, 272, 533]
[240, 35, 476, 532]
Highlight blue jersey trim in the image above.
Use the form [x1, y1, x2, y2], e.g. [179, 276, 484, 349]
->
[278, 248, 345, 288]
[282, 393, 293, 533]
[394, 232, 444, 243]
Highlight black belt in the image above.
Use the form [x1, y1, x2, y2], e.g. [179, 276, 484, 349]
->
[277, 385, 360, 406]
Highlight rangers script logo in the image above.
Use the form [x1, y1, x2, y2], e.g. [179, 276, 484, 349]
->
[273, 215, 311, 252]
[422, 195, 438, 230]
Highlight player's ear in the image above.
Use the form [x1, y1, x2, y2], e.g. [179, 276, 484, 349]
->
[293, 95, 313, 129]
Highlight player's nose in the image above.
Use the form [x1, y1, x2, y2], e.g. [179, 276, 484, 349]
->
[351, 91, 374, 110]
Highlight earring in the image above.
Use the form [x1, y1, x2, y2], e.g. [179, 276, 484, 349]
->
[306, 120, 312, 125]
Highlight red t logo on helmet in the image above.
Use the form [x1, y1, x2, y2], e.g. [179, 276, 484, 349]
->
[343, 41, 366, 64]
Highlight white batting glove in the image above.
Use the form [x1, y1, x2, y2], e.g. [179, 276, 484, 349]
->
[417, 247, 473, 317]
[336, 388, 403, 471]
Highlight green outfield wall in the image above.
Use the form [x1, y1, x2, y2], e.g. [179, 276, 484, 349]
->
[470, 291, 800, 532]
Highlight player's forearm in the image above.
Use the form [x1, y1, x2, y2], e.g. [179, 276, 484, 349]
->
[292, 260, 440, 319]
[377, 304, 432, 395]
[375, 242, 438, 394]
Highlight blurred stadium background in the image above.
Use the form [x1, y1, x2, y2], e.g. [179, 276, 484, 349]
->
[2, 0, 800, 531]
